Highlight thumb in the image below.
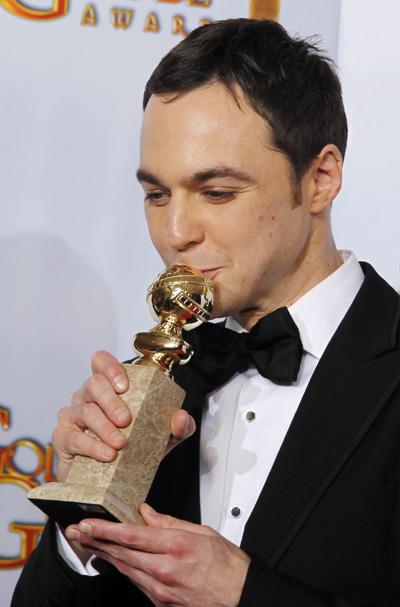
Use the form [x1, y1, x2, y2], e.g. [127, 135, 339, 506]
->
[139, 503, 216, 536]
[139, 503, 184, 528]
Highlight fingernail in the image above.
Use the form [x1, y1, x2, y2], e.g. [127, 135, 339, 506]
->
[142, 503, 156, 516]
[79, 522, 92, 534]
[111, 430, 124, 445]
[66, 527, 79, 540]
[114, 375, 127, 392]
[102, 446, 115, 458]
[115, 409, 129, 424]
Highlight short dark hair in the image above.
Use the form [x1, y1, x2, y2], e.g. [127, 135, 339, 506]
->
[143, 18, 348, 185]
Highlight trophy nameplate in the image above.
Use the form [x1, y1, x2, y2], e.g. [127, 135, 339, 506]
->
[27, 266, 213, 528]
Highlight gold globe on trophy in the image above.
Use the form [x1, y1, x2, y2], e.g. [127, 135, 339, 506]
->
[28, 266, 213, 528]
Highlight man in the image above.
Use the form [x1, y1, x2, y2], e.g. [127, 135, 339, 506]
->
[13, 19, 400, 607]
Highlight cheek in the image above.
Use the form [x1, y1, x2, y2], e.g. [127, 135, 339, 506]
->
[233, 214, 291, 274]
[234, 214, 279, 255]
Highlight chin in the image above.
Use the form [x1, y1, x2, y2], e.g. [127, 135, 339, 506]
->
[209, 310, 224, 321]
[209, 300, 237, 321]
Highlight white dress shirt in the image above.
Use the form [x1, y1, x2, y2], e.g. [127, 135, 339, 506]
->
[199, 251, 364, 546]
[58, 250, 365, 572]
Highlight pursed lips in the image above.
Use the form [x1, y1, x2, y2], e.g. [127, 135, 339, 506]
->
[169, 260, 221, 279]
[199, 268, 220, 278]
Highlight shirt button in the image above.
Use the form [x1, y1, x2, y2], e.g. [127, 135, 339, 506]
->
[245, 411, 256, 422]
[231, 506, 242, 518]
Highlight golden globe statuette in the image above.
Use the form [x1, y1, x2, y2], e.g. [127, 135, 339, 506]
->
[27, 266, 213, 528]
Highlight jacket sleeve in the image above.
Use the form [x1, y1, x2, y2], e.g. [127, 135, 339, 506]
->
[11, 520, 152, 607]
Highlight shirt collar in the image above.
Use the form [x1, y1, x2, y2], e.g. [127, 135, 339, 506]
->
[226, 251, 365, 360]
[289, 250, 364, 359]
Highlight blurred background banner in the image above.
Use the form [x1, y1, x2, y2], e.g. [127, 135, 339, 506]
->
[1, 0, 398, 601]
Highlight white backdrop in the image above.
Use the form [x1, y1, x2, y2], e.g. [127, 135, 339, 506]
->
[334, 0, 400, 288]
[1, 0, 398, 602]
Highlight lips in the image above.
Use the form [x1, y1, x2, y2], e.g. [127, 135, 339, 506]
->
[170, 262, 221, 279]
[198, 268, 220, 279]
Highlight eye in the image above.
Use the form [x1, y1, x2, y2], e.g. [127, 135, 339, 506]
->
[144, 192, 170, 206]
[203, 190, 236, 203]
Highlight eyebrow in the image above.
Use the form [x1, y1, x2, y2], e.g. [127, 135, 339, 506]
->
[136, 166, 256, 188]
[136, 169, 164, 187]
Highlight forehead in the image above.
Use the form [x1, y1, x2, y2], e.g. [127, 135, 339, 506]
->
[139, 84, 279, 177]
[143, 82, 259, 129]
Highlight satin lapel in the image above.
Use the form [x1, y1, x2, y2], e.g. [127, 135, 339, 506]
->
[241, 263, 400, 567]
[173, 366, 206, 524]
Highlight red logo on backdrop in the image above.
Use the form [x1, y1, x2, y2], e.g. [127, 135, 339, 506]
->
[0, 0, 68, 20]
[0, 407, 56, 570]
[0, 0, 281, 28]
[0, 0, 210, 26]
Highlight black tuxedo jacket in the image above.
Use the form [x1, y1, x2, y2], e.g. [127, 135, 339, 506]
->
[12, 263, 400, 607]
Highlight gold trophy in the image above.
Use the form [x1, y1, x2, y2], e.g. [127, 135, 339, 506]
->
[28, 266, 213, 528]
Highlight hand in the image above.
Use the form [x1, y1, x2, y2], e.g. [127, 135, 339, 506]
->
[65, 504, 251, 607]
[52, 350, 196, 483]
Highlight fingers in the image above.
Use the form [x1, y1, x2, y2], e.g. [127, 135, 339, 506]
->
[52, 351, 131, 481]
[65, 514, 251, 607]
[52, 409, 120, 482]
[140, 504, 217, 537]
[57, 524, 93, 566]
[70, 372, 130, 431]
[91, 350, 129, 394]
[52, 350, 194, 486]
[65, 508, 215, 553]
[63, 530, 177, 607]
[53, 417, 118, 463]
[65, 519, 169, 555]
[164, 410, 196, 457]
[66, 515, 201, 555]
[170, 409, 195, 441]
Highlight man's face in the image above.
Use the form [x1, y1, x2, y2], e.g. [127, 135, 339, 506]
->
[139, 84, 319, 327]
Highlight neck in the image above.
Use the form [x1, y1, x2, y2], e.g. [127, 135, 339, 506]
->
[235, 234, 342, 331]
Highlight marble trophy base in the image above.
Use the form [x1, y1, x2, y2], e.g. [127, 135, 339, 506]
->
[28, 363, 185, 529]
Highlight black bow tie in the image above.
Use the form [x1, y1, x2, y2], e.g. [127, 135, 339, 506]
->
[185, 307, 303, 393]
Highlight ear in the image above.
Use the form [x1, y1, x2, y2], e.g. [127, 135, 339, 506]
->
[308, 144, 343, 214]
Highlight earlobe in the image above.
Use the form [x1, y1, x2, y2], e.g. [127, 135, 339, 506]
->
[310, 144, 343, 213]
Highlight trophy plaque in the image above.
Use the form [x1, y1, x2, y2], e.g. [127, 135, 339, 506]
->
[27, 266, 213, 528]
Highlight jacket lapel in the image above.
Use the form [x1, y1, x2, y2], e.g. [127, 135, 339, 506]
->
[241, 263, 400, 567]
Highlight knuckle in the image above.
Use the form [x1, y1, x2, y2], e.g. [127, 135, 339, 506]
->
[80, 401, 97, 419]
[71, 386, 84, 406]
[157, 562, 176, 586]
[153, 581, 173, 602]
[107, 543, 123, 560]
[121, 526, 138, 545]
[202, 525, 216, 536]
[170, 541, 186, 558]
[69, 432, 82, 453]
[88, 373, 106, 392]
[87, 375, 118, 409]
[51, 425, 63, 445]
[57, 406, 71, 423]
[115, 559, 131, 577]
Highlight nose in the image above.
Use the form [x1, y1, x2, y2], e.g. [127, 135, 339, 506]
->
[166, 195, 204, 251]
